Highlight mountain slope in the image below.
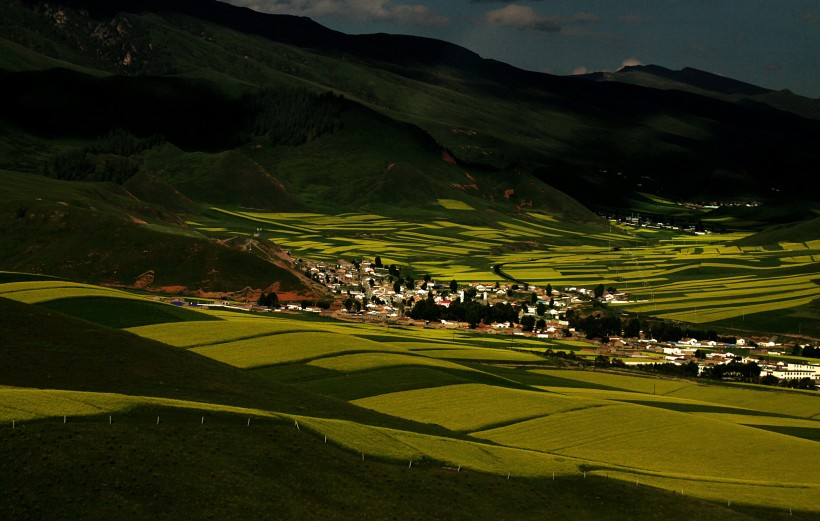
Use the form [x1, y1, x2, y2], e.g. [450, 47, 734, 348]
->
[2, 0, 820, 212]
[582, 64, 820, 121]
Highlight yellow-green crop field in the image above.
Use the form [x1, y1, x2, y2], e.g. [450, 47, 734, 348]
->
[307, 352, 482, 373]
[190, 331, 403, 368]
[352, 383, 603, 432]
[0, 280, 147, 304]
[194, 209, 820, 331]
[3, 301, 819, 513]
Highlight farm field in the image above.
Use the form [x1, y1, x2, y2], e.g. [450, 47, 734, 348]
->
[2, 277, 819, 516]
[192, 209, 820, 334]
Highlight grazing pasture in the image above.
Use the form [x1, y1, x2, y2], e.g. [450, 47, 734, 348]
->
[0, 280, 146, 304]
[191, 331, 403, 368]
[351, 383, 601, 432]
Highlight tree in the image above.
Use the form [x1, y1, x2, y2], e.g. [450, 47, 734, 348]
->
[535, 318, 546, 331]
[463, 287, 477, 303]
[593, 284, 605, 300]
[594, 355, 610, 368]
[344, 297, 355, 312]
[760, 374, 779, 386]
[257, 292, 279, 308]
[423, 273, 432, 283]
[521, 315, 536, 332]
[393, 280, 402, 294]
[449, 279, 458, 293]
[546, 283, 552, 297]
[530, 291, 538, 305]
[624, 317, 641, 338]
[536, 302, 547, 316]
[374, 256, 383, 268]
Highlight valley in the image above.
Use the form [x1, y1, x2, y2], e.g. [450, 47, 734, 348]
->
[0, 0, 818, 518]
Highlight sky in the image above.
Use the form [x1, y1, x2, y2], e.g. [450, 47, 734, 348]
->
[221, 0, 820, 98]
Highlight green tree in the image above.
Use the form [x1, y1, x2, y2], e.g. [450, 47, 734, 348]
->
[449, 279, 458, 293]
[624, 317, 641, 338]
[536, 302, 547, 316]
[374, 256, 383, 268]
[521, 315, 536, 332]
[593, 284, 605, 300]
[594, 355, 610, 368]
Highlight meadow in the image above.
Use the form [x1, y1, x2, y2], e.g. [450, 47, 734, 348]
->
[1, 276, 818, 514]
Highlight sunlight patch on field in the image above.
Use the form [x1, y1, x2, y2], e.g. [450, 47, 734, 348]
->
[307, 352, 478, 373]
[352, 383, 599, 432]
[473, 403, 820, 483]
[437, 199, 475, 210]
[191, 332, 403, 368]
[0, 281, 146, 304]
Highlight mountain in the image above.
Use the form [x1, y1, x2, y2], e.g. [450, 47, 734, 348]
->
[2, 0, 820, 292]
[581, 64, 820, 121]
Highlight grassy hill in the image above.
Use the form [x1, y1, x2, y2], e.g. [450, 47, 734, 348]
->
[0, 277, 817, 519]
[2, 0, 820, 213]
[582, 64, 820, 121]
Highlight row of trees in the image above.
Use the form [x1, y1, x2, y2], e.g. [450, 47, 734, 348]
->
[790, 344, 820, 359]
[408, 296, 519, 328]
[568, 312, 746, 345]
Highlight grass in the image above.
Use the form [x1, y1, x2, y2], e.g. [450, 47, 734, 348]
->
[473, 402, 819, 484]
[351, 383, 600, 432]
[3, 278, 819, 514]
[307, 352, 482, 373]
[4, 419, 781, 521]
[38, 297, 220, 328]
[191, 331, 402, 368]
[0, 280, 147, 304]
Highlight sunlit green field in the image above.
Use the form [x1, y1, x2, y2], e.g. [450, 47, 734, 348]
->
[0, 280, 147, 304]
[188, 210, 820, 333]
[3, 296, 818, 513]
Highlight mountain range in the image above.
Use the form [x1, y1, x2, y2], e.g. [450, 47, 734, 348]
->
[1, 0, 819, 294]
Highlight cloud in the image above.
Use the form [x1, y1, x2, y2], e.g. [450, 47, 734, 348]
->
[571, 66, 589, 75]
[618, 57, 643, 70]
[484, 4, 600, 33]
[801, 13, 820, 25]
[222, 0, 449, 26]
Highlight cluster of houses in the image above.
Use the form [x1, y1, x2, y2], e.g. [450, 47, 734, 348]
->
[298, 257, 581, 333]
[185, 256, 818, 387]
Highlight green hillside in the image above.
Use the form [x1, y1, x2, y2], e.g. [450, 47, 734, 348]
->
[0, 277, 818, 518]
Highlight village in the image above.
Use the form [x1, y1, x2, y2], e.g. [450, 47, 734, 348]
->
[186, 256, 820, 390]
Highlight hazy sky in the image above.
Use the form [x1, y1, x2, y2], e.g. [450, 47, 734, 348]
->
[222, 1, 820, 98]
